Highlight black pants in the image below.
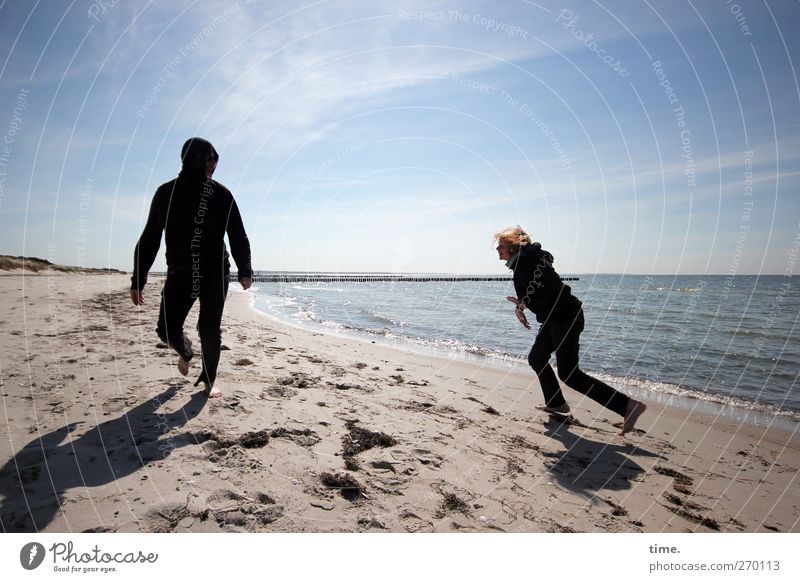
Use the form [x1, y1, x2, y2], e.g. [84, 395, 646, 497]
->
[528, 310, 629, 417]
[156, 266, 229, 387]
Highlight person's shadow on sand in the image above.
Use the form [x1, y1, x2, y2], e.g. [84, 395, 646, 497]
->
[0, 385, 210, 532]
[541, 417, 664, 497]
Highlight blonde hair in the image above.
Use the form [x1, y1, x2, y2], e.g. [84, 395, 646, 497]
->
[494, 226, 531, 251]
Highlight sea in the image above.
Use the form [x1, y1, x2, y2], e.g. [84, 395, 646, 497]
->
[249, 274, 799, 434]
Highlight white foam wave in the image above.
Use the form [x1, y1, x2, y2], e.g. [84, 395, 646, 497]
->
[291, 285, 346, 292]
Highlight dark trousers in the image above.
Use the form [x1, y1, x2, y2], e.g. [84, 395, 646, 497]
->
[528, 310, 629, 417]
[156, 266, 229, 387]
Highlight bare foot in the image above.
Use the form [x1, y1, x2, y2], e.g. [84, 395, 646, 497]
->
[178, 356, 189, 376]
[620, 399, 646, 436]
[204, 384, 223, 399]
[177, 336, 192, 376]
[535, 403, 571, 416]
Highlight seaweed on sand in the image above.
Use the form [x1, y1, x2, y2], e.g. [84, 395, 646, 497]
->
[320, 472, 365, 501]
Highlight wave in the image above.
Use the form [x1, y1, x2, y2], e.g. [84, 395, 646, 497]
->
[290, 308, 391, 336]
[652, 287, 703, 293]
[260, 295, 298, 309]
[384, 334, 524, 363]
[291, 285, 346, 292]
[362, 308, 406, 327]
[724, 328, 754, 337]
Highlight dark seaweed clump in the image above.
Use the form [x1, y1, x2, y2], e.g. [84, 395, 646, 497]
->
[341, 420, 397, 469]
[320, 472, 365, 501]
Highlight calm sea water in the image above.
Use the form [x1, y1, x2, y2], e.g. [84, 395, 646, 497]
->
[251, 274, 799, 429]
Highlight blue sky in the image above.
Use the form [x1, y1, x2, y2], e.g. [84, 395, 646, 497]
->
[0, 0, 798, 274]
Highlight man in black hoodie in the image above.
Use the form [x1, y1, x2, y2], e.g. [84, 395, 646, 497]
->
[131, 138, 252, 398]
[494, 226, 646, 436]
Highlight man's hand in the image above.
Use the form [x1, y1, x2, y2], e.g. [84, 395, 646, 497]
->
[506, 296, 531, 330]
[130, 289, 144, 306]
[240, 277, 252, 290]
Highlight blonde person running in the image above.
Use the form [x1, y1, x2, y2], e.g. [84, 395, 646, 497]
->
[494, 226, 645, 436]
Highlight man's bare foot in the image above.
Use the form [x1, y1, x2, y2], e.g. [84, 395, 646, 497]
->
[535, 403, 571, 416]
[620, 399, 646, 436]
[177, 336, 192, 376]
[178, 357, 189, 376]
[204, 384, 223, 399]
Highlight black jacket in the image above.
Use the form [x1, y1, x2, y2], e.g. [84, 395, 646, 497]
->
[512, 242, 581, 323]
[131, 138, 252, 291]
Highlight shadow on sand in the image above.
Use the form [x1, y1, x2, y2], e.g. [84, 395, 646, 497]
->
[0, 385, 210, 532]
[542, 416, 664, 497]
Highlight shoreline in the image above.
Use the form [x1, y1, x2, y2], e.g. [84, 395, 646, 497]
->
[246, 286, 800, 436]
[1, 272, 798, 533]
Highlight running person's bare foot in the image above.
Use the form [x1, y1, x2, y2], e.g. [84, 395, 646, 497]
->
[620, 399, 646, 436]
[535, 403, 571, 416]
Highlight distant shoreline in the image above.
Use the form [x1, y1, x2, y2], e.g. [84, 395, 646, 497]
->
[0, 255, 786, 277]
[0, 254, 125, 274]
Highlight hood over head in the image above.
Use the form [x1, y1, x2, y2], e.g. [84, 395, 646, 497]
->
[180, 137, 218, 178]
[522, 241, 555, 265]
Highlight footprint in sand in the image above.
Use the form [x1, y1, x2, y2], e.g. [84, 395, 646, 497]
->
[264, 385, 297, 399]
[413, 448, 444, 468]
[399, 509, 432, 532]
[142, 489, 283, 532]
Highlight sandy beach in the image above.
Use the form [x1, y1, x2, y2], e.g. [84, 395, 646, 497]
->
[1, 271, 798, 533]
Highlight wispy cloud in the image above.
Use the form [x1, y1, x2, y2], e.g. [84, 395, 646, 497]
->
[135, 0, 678, 156]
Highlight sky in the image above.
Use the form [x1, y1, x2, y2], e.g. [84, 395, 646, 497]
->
[0, 0, 798, 275]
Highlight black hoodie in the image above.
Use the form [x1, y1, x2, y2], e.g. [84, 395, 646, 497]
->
[512, 242, 582, 323]
[131, 138, 252, 291]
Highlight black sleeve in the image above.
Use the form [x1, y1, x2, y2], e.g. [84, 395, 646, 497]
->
[514, 259, 538, 309]
[226, 196, 252, 281]
[514, 253, 562, 310]
[131, 187, 168, 291]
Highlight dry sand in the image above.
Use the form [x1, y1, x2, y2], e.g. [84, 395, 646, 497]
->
[1, 272, 798, 533]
